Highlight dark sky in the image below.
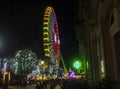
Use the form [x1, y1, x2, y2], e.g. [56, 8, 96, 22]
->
[0, 0, 79, 68]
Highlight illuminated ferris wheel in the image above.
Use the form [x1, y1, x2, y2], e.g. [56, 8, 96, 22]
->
[43, 6, 60, 67]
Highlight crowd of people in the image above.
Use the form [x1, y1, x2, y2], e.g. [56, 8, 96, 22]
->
[0, 78, 89, 89]
[35, 78, 90, 89]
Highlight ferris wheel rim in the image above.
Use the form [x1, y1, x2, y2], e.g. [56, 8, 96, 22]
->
[43, 6, 60, 66]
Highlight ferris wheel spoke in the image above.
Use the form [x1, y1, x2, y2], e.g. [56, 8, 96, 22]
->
[50, 48, 54, 54]
[50, 46, 54, 54]
[48, 31, 54, 40]
[49, 42, 54, 46]
[49, 36, 53, 41]
[50, 49, 54, 61]
[49, 44, 53, 50]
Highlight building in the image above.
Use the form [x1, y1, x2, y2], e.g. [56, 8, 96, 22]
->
[75, 0, 120, 88]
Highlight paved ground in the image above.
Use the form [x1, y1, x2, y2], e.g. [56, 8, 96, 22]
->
[9, 84, 36, 89]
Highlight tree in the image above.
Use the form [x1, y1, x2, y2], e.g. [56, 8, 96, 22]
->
[14, 49, 38, 77]
[7, 58, 16, 73]
[7, 49, 38, 88]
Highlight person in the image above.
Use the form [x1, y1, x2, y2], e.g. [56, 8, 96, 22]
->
[45, 80, 50, 89]
[54, 80, 61, 89]
[36, 82, 41, 89]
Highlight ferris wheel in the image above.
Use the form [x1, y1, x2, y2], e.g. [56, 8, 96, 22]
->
[43, 6, 60, 68]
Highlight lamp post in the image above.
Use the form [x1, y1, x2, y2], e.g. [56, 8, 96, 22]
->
[39, 59, 49, 80]
[40, 60, 45, 80]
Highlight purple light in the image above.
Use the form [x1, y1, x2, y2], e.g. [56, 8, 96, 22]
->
[70, 72, 75, 78]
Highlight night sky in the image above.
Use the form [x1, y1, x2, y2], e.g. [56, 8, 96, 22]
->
[0, 0, 79, 68]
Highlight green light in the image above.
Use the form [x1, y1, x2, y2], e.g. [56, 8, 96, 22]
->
[73, 61, 81, 69]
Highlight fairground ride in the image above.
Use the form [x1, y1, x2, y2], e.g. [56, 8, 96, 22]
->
[43, 6, 68, 74]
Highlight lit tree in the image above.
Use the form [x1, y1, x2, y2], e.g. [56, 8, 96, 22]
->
[7, 58, 16, 73]
[14, 49, 38, 77]
[14, 49, 38, 89]
[7, 49, 38, 88]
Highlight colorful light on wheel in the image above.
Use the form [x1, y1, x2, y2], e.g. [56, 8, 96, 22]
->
[43, 7, 60, 67]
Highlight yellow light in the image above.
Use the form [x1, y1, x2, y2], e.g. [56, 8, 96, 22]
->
[43, 6, 55, 58]
[43, 38, 49, 41]
[47, 7, 52, 11]
[44, 22, 48, 25]
[44, 18, 49, 21]
[40, 60, 45, 65]
[44, 49, 50, 53]
[44, 14, 49, 17]
[44, 43, 49, 46]
[45, 54, 50, 57]
[44, 48, 50, 51]
[43, 27, 48, 29]
[43, 32, 48, 35]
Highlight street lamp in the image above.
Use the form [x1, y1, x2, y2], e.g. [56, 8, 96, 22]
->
[39, 60, 45, 80]
[40, 61, 45, 65]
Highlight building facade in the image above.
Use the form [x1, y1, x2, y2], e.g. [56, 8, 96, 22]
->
[76, 0, 120, 88]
